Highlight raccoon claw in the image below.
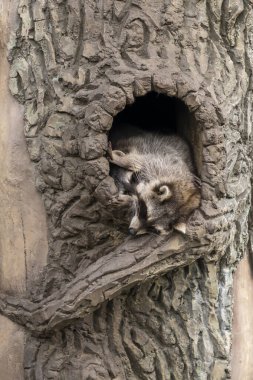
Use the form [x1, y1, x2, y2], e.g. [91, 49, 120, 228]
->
[174, 222, 187, 234]
[109, 193, 133, 207]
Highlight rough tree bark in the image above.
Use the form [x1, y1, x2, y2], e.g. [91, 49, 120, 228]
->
[0, 0, 253, 379]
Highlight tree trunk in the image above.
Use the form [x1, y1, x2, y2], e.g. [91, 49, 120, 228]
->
[0, 0, 253, 379]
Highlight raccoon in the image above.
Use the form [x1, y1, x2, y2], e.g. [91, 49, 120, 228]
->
[108, 125, 201, 236]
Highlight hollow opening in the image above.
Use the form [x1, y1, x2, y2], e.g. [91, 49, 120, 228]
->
[110, 91, 202, 174]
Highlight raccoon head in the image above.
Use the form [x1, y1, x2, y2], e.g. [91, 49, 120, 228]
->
[128, 178, 201, 236]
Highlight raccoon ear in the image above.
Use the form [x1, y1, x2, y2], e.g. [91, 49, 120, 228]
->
[158, 185, 172, 201]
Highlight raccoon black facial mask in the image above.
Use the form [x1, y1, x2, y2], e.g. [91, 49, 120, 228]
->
[109, 125, 201, 236]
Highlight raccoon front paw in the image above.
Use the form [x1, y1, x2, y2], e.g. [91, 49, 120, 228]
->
[109, 193, 133, 207]
[107, 141, 125, 160]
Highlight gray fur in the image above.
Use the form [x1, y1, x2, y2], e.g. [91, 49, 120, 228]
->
[109, 125, 200, 235]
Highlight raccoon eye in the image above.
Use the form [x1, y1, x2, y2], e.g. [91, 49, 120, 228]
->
[130, 172, 139, 185]
[138, 198, 147, 221]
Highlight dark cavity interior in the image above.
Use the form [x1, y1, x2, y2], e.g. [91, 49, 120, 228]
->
[110, 92, 202, 174]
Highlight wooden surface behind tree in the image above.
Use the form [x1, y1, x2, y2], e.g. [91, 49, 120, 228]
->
[0, 0, 253, 379]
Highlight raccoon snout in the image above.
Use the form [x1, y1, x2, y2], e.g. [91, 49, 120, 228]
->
[128, 228, 137, 236]
[128, 228, 147, 236]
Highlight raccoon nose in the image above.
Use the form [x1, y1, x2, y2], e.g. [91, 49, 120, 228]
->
[128, 228, 137, 236]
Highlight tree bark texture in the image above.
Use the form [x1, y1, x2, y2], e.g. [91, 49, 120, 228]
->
[0, 0, 253, 379]
[0, 1, 48, 379]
